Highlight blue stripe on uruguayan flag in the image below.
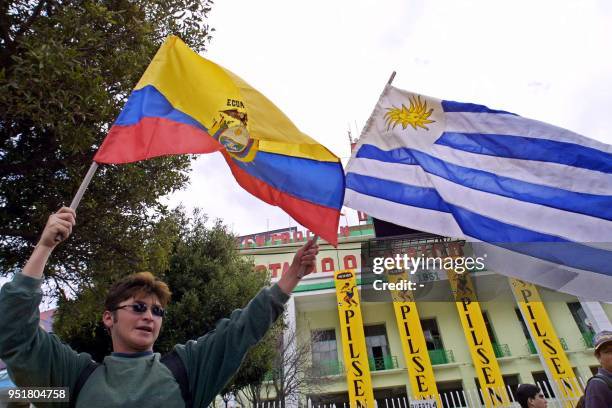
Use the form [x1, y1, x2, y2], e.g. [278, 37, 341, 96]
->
[435, 132, 612, 173]
[344, 86, 612, 300]
[356, 144, 612, 221]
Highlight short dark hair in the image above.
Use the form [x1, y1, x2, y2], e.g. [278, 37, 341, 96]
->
[516, 384, 540, 408]
[104, 272, 171, 312]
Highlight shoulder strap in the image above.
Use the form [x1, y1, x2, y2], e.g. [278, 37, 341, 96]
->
[69, 360, 100, 408]
[587, 374, 612, 390]
[161, 349, 192, 408]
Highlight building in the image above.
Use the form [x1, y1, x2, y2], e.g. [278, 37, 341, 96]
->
[238, 217, 612, 407]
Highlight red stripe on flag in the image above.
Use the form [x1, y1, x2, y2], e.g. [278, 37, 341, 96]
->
[94, 117, 222, 164]
[222, 151, 340, 246]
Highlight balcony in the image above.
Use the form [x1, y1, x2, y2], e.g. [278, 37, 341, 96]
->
[311, 359, 343, 377]
[428, 349, 455, 365]
[368, 355, 399, 371]
[581, 331, 595, 349]
[492, 343, 511, 358]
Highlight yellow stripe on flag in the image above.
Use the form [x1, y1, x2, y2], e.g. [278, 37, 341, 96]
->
[135, 36, 338, 162]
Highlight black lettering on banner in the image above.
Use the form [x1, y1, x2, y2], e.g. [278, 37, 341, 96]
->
[533, 322, 547, 337]
[349, 343, 360, 359]
[465, 312, 475, 329]
[526, 304, 537, 321]
[542, 338, 557, 355]
[520, 288, 532, 302]
[561, 377, 575, 394]
[400, 304, 411, 319]
[477, 347, 491, 365]
[346, 325, 353, 342]
[551, 357, 566, 375]
[413, 355, 425, 373]
[403, 321, 412, 337]
[461, 299, 471, 312]
[408, 338, 419, 354]
[345, 309, 355, 325]
[482, 367, 495, 385]
[488, 387, 504, 404]
[470, 329, 484, 346]
[353, 379, 365, 397]
[416, 374, 429, 393]
[351, 360, 363, 377]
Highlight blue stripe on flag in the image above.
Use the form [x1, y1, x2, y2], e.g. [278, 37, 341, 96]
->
[115, 85, 207, 130]
[452, 206, 612, 276]
[232, 151, 344, 209]
[355, 144, 419, 165]
[346, 173, 450, 212]
[355, 144, 612, 221]
[441, 100, 517, 115]
[436, 132, 612, 173]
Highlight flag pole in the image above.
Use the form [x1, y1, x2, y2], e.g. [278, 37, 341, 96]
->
[357, 71, 396, 141]
[69, 162, 99, 210]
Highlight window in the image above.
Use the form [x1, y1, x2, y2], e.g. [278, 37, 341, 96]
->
[420, 318, 444, 350]
[567, 302, 595, 335]
[311, 329, 338, 375]
[532, 371, 555, 398]
[436, 380, 467, 408]
[364, 325, 390, 371]
[514, 308, 531, 339]
[482, 311, 498, 344]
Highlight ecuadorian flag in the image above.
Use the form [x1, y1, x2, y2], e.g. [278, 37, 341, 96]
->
[95, 36, 344, 245]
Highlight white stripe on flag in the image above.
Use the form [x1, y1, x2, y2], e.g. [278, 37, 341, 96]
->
[427, 173, 612, 242]
[346, 158, 434, 188]
[472, 241, 612, 300]
[445, 112, 612, 153]
[430, 143, 612, 195]
[343, 189, 462, 238]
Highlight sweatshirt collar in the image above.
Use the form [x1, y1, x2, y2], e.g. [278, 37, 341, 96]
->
[111, 351, 153, 358]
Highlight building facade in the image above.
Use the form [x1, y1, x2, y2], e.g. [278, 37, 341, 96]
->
[238, 219, 612, 407]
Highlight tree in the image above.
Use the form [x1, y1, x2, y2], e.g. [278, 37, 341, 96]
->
[235, 324, 327, 407]
[0, 0, 214, 299]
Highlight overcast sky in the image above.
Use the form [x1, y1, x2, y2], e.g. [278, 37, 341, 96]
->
[165, 0, 612, 236]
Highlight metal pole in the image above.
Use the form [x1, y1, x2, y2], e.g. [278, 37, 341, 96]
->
[356, 72, 396, 142]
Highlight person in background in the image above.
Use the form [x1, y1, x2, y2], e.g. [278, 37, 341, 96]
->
[584, 330, 612, 408]
[516, 383, 548, 408]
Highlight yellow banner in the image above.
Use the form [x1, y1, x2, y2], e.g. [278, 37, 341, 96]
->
[387, 270, 441, 405]
[510, 279, 583, 404]
[447, 269, 510, 407]
[334, 270, 375, 408]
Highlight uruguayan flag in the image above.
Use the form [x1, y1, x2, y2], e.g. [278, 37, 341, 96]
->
[345, 85, 612, 301]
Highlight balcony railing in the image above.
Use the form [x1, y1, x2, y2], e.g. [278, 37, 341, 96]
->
[368, 355, 399, 371]
[492, 343, 511, 358]
[311, 359, 343, 377]
[581, 331, 595, 349]
[428, 349, 455, 365]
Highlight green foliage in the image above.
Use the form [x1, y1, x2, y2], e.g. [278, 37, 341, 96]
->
[0, 0, 214, 297]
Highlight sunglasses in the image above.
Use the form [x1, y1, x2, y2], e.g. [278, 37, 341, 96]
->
[113, 302, 165, 317]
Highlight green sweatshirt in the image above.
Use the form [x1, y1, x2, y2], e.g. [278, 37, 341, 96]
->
[0, 272, 289, 407]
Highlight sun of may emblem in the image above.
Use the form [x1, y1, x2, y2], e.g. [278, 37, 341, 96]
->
[384, 95, 435, 131]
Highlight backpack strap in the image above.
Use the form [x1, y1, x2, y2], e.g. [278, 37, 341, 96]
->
[161, 349, 192, 408]
[587, 373, 612, 390]
[69, 360, 100, 408]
